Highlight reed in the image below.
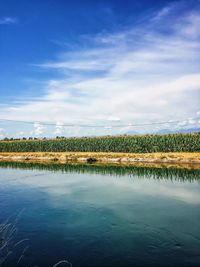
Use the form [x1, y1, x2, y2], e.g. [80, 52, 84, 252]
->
[0, 161, 199, 182]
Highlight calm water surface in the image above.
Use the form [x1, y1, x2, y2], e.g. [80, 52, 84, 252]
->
[0, 162, 200, 267]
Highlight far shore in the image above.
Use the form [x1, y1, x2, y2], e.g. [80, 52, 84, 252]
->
[0, 152, 200, 170]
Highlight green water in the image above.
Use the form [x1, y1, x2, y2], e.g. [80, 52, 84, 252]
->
[0, 162, 200, 267]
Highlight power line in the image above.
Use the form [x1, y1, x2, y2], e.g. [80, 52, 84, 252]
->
[0, 118, 185, 128]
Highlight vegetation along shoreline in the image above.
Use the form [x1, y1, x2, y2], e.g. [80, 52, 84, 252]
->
[0, 134, 199, 167]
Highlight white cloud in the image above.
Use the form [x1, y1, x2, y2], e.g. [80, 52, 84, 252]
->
[188, 118, 196, 125]
[107, 116, 121, 122]
[0, 17, 18, 25]
[177, 116, 200, 128]
[152, 4, 175, 22]
[177, 13, 200, 39]
[54, 121, 65, 135]
[0, 128, 6, 139]
[177, 120, 187, 127]
[33, 122, 45, 136]
[18, 131, 25, 136]
[0, 1, 200, 137]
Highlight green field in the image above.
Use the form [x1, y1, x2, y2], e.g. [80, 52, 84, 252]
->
[0, 133, 199, 153]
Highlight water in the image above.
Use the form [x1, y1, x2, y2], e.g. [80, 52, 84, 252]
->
[0, 162, 200, 267]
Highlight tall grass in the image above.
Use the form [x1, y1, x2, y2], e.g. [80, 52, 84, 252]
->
[0, 212, 72, 266]
[0, 161, 199, 182]
[0, 211, 29, 267]
[0, 133, 199, 153]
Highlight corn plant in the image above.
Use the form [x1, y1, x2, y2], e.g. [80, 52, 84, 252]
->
[0, 133, 199, 153]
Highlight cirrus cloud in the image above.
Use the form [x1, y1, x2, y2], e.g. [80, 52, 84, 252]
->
[0, 1, 200, 137]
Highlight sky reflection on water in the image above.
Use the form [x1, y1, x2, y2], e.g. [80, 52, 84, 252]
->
[0, 163, 200, 267]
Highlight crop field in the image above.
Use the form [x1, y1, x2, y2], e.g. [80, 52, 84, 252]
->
[0, 133, 199, 153]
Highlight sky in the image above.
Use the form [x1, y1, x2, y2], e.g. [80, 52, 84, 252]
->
[0, 0, 200, 138]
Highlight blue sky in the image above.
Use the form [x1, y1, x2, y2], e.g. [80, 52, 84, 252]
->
[0, 0, 200, 138]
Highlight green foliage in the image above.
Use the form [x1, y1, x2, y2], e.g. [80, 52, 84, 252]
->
[0, 161, 199, 182]
[0, 133, 199, 153]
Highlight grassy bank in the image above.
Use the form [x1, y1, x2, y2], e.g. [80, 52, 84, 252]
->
[0, 133, 199, 153]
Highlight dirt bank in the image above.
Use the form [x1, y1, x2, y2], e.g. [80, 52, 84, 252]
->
[0, 152, 200, 167]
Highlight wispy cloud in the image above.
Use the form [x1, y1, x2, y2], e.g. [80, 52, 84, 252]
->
[0, 1, 200, 137]
[0, 17, 18, 25]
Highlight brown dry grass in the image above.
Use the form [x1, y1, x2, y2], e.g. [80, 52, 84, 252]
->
[0, 152, 200, 161]
[0, 152, 200, 170]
